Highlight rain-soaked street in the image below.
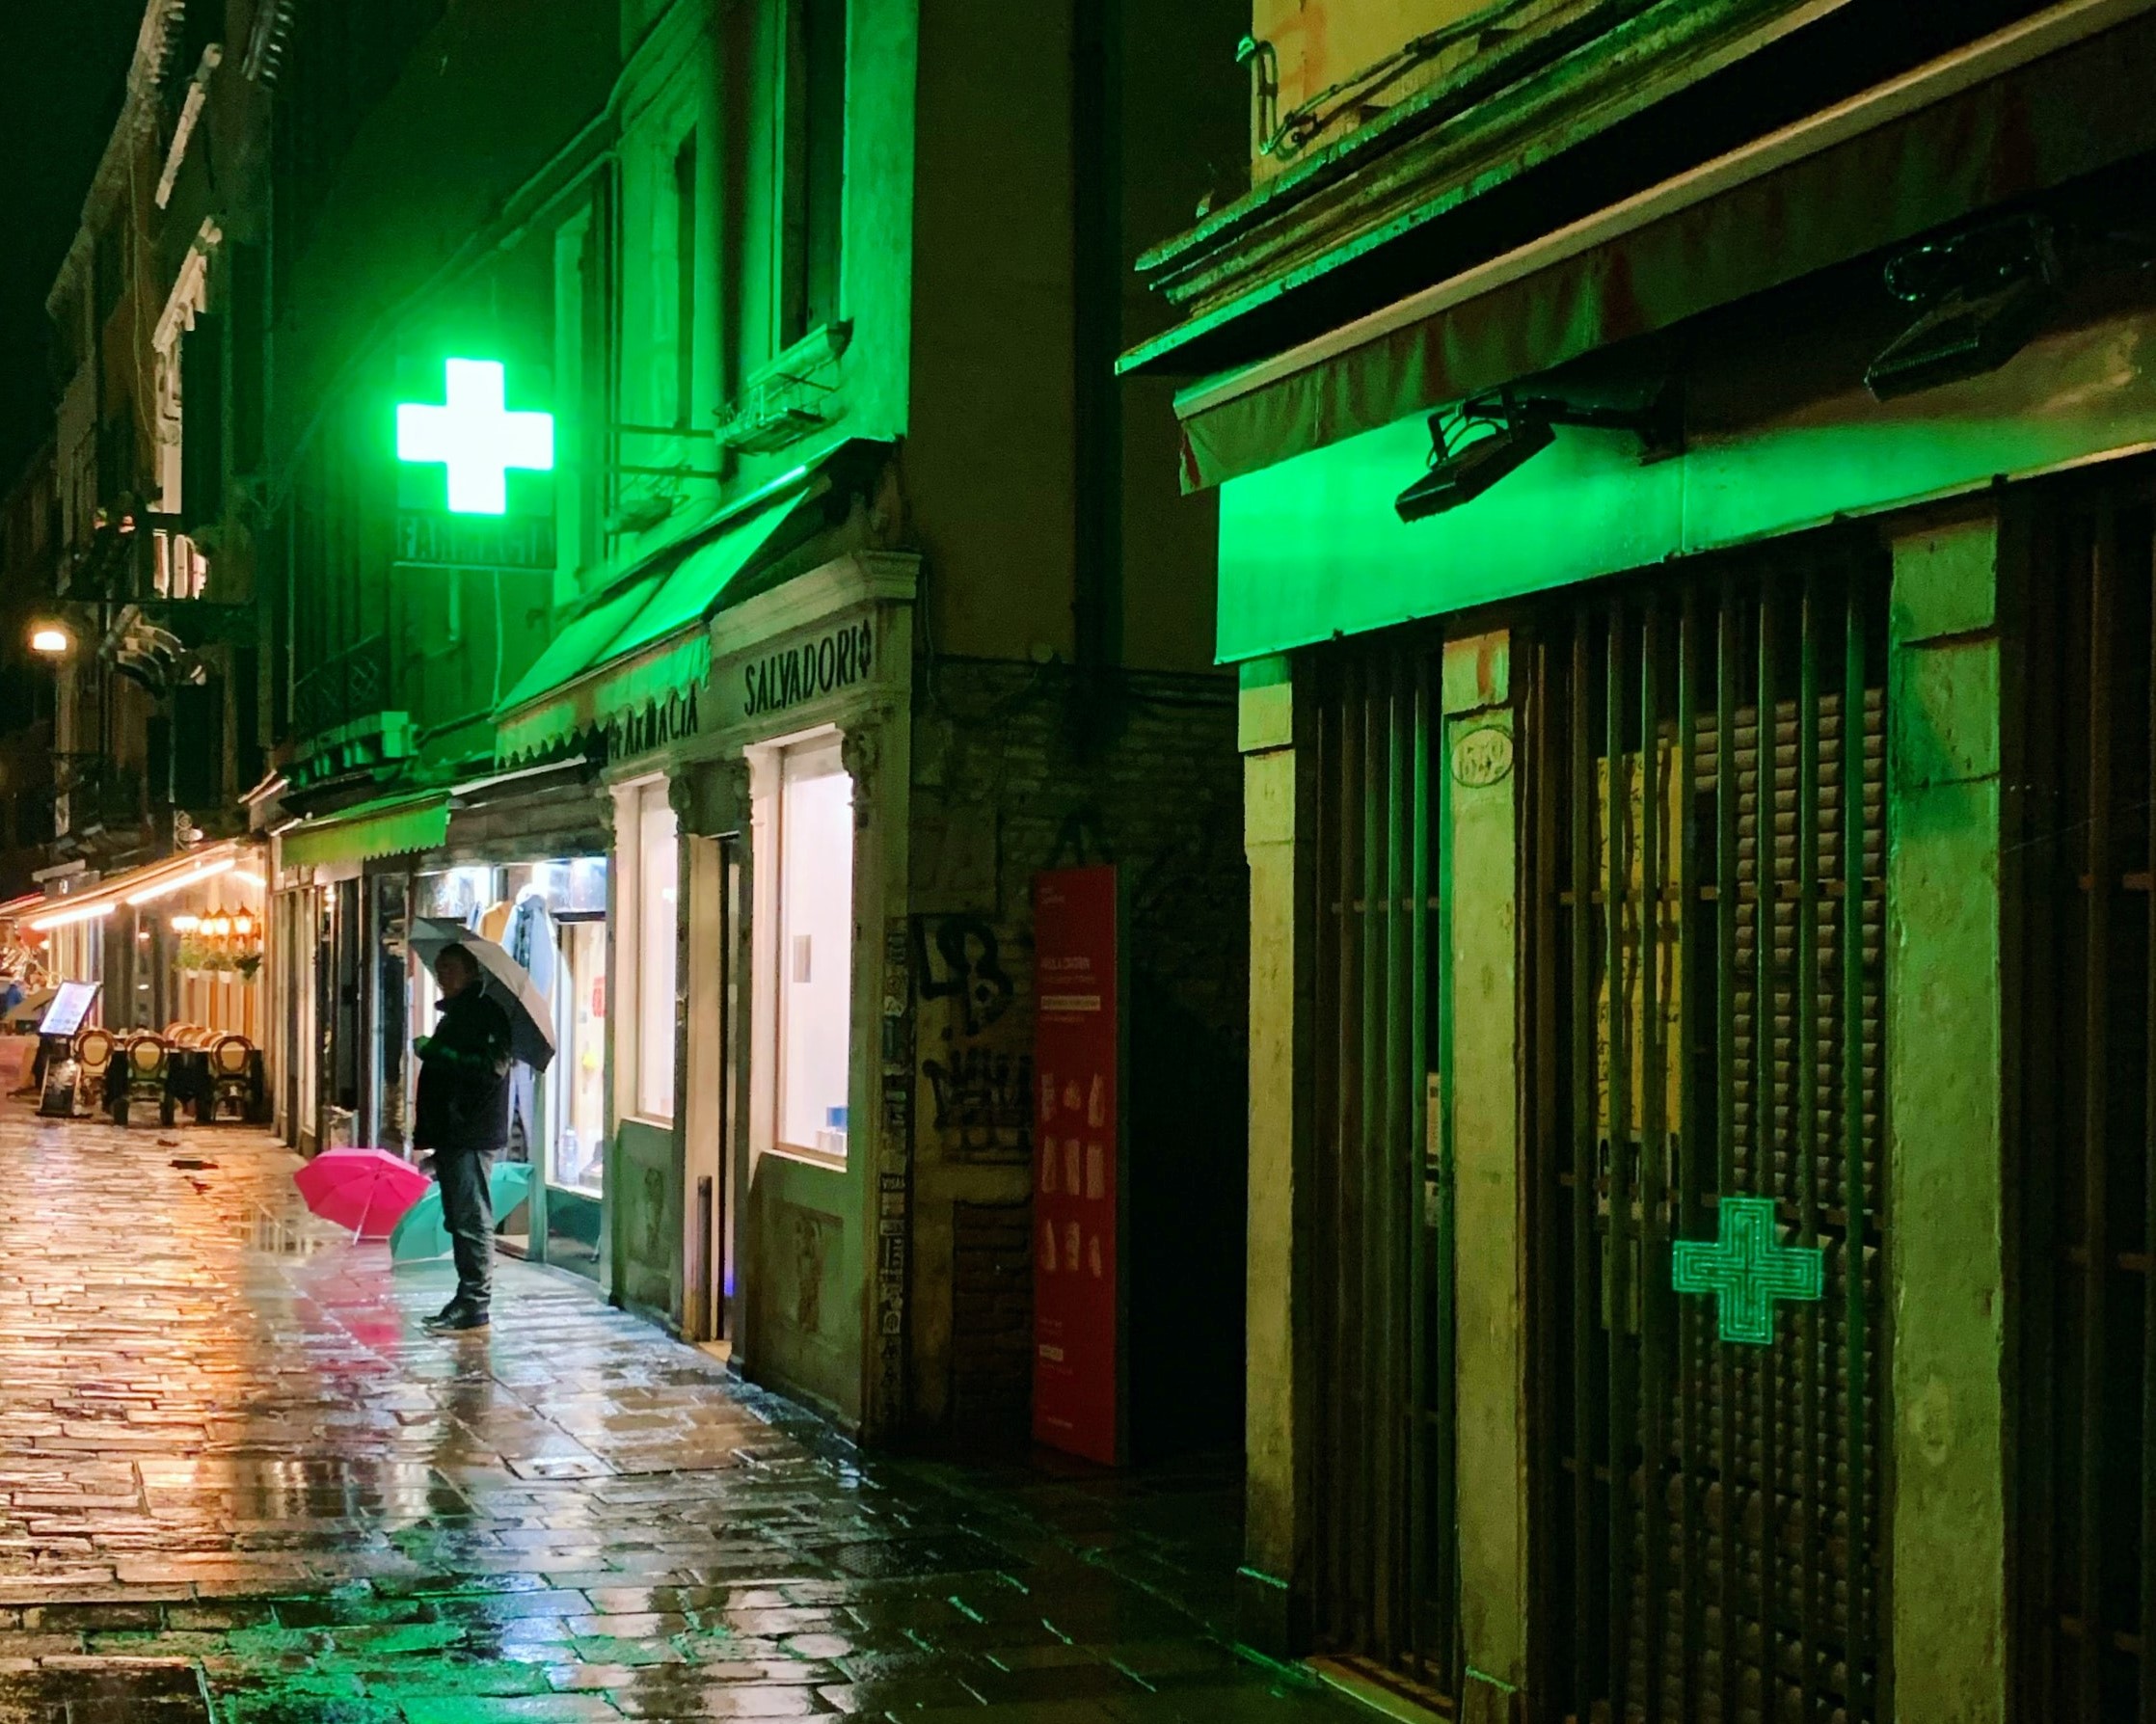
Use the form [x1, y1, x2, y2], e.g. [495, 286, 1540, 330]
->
[0, 1107, 1354, 1724]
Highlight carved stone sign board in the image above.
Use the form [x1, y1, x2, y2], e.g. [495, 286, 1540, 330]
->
[710, 606, 891, 739]
[606, 689, 701, 764]
[742, 618, 876, 718]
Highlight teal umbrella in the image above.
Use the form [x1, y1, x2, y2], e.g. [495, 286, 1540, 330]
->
[492, 1161, 534, 1222]
[388, 1190, 450, 1262]
[389, 1162, 537, 1263]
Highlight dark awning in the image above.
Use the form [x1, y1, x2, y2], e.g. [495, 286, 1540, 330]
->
[1167, 0, 2156, 491]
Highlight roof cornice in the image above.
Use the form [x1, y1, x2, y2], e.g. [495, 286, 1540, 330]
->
[45, 0, 185, 314]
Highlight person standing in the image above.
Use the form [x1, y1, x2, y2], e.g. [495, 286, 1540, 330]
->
[412, 944, 512, 1332]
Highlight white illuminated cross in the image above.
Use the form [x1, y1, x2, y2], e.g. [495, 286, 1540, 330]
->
[396, 359, 555, 516]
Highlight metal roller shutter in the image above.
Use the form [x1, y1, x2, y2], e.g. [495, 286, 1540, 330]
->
[1527, 552, 1888, 1724]
[2013, 475, 2156, 1723]
[1307, 633, 1458, 1703]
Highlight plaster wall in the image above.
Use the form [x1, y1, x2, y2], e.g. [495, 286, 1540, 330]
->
[1235, 666, 1311, 1655]
[1886, 510, 2008, 1724]
[906, 0, 1240, 672]
[1441, 633, 1528, 1719]
[906, 0, 1081, 665]
[1248, 0, 1548, 176]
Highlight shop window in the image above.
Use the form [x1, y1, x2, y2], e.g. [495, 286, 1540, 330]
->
[634, 782, 679, 1120]
[412, 861, 611, 1193]
[774, 737, 852, 1159]
[552, 202, 606, 593]
[780, 0, 846, 348]
[674, 132, 698, 428]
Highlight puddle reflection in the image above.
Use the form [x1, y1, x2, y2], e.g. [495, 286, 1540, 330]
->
[243, 1201, 340, 1255]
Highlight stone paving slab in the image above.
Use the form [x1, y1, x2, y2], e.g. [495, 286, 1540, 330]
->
[0, 1111, 1362, 1724]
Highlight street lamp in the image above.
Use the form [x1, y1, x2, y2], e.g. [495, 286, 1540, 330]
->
[28, 624, 70, 658]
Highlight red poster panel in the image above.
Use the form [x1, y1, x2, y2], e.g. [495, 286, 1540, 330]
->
[1032, 865, 1119, 1464]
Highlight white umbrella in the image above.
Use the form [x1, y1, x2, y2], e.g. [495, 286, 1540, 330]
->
[406, 917, 557, 1070]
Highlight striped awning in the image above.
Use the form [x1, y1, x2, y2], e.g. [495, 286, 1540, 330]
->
[22, 842, 253, 931]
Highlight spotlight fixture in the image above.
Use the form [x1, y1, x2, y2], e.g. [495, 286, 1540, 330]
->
[1396, 401, 1553, 523]
[1866, 213, 2062, 401]
[1396, 387, 1678, 523]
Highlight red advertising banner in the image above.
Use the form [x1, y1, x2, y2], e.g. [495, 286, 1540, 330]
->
[1032, 865, 1120, 1464]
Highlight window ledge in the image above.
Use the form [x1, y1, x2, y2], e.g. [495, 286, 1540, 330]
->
[763, 1142, 848, 1175]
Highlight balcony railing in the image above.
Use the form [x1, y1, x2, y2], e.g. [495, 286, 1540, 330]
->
[290, 633, 391, 743]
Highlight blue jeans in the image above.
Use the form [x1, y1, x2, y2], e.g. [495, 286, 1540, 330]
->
[435, 1146, 495, 1314]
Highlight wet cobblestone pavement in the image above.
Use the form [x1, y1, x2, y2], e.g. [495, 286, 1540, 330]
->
[0, 1111, 1360, 1724]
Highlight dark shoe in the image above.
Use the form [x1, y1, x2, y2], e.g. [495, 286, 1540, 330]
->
[423, 1305, 490, 1333]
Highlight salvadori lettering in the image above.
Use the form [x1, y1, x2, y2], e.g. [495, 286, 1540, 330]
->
[742, 618, 876, 718]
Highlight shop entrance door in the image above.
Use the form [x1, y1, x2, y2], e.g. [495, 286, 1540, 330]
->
[683, 833, 745, 1347]
[317, 879, 362, 1148]
[1525, 553, 1888, 1722]
[1306, 634, 1457, 1700]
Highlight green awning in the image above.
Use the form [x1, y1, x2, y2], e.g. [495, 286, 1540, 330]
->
[496, 472, 815, 764]
[1167, 1, 2156, 491]
[280, 793, 452, 871]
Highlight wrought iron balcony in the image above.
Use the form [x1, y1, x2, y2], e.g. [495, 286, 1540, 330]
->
[290, 633, 392, 745]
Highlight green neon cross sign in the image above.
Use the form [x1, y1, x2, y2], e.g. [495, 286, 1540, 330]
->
[396, 359, 554, 516]
[1671, 1196, 1823, 1346]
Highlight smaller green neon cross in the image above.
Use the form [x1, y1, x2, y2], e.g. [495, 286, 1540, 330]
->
[1671, 1196, 1823, 1346]
[396, 358, 554, 516]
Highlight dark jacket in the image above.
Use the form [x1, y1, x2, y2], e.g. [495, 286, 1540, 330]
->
[413, 987, 513, 1153]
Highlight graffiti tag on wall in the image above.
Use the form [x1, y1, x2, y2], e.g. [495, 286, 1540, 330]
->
[914, 914, 1033, 1164]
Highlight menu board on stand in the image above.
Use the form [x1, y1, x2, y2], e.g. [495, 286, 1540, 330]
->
[40, 982, 99, 1040]
[36, 982, 103, 1118]
[1031, 865, 1123, 1465]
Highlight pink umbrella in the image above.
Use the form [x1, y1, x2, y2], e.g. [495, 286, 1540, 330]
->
[292, 1147, 431, 1239]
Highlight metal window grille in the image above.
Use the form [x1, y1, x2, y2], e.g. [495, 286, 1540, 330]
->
[1307, 633, 1457, 1698]
[2013, 480, 2156, 1722]
[1526, 552, 1888, 1723]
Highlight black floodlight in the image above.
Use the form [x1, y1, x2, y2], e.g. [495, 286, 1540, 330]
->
[1866, 214, 2062, 401]
[1396, 394, 1553, 523]
[1396, 387, 1678, 523]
